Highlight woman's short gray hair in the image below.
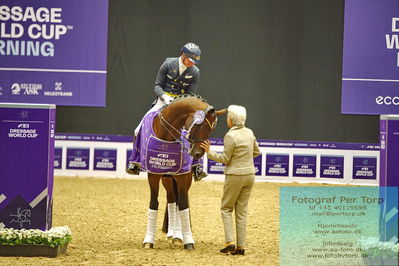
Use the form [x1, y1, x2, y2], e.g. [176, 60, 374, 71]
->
[227, 105, 246, 126]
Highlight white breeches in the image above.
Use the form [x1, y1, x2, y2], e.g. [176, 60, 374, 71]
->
[134, 97, 166, 136]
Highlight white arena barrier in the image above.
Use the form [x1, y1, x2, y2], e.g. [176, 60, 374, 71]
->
[54, 134, 379, 185]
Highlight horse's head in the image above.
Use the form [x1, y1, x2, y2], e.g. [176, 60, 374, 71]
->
[184, 106, 216, 159]
[184, 106, 227, 159]
[158, 95, 226, 159]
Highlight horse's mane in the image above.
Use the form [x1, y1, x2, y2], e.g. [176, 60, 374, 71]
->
[169, 94, 207, 105]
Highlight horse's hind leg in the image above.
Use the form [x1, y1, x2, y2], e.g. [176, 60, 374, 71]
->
[143, 173, 161, 248]
[175, 173, 195, 250]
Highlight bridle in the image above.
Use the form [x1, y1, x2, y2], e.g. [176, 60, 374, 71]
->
[159, 106, 217, 153]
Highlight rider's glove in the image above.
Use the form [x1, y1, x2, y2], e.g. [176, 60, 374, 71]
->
[161, 94, 174, 104]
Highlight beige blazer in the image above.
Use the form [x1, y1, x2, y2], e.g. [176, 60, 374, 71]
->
[207, 125, 261, 175]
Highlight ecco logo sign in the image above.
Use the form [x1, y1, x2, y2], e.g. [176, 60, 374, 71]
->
[376, 96, 399, 105]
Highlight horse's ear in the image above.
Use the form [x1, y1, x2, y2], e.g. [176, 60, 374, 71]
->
[205, 106, 215, 115]
[216, 109, 227, 116]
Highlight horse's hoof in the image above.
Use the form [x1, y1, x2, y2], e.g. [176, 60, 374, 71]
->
[142, 243, 154, 249]
[184, 243, 195, 250]
[172, 238, 183, 247]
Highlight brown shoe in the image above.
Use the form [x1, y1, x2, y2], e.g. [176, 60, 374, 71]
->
[220, 244, 235, 254]
[231, 248, 245, 255]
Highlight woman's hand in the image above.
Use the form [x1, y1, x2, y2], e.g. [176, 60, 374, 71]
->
[200, 140, 210, 153]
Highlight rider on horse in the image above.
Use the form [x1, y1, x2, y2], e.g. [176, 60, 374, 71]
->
[127, 42, 207, 180]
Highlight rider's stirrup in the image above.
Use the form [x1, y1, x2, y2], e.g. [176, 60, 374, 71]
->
[193, 165, 207, 182]
[127, 162, 140, 175]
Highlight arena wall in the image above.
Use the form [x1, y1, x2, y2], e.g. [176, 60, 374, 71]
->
[54, 134, 379, 186]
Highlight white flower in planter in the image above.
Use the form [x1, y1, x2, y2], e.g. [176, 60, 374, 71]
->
[0, 226, 72, 247]
[358, 237, 398, 259]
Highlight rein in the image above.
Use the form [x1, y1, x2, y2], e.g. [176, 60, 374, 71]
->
[158, 111, 182, 141]
[158, 111, 192, 153]
[158, 107, 216, 152]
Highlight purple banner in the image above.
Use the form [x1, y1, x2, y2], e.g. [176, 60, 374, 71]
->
[66, 147, 89, 170]
[352, 156, 377, 179]
[320, 155, 344, 178]
[54, 135, 379, 151]
[379, 116, 399, 242]
[54, 147, 62, 169]
[207, 152, 225, 174]
[0, 0, 108, 106]
[94, 148, 116, 171]
[265, 154, 289, 177]
[293, 155, 316, 178]
[207, 153, 262, 175]
[0, 103, 55, 230]
[126, 149, 132, 169]
[380, 115, 399, 186]
[56, 133, 133, 143]
[209, 138, 380, 151]
[254, 154, 262, 176]
[342, 0, 399, 114]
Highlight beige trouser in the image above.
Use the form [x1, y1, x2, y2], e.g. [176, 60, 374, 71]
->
[221, 173, 255, 247]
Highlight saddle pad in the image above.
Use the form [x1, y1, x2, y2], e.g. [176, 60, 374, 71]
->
[138, 111, 193, 175]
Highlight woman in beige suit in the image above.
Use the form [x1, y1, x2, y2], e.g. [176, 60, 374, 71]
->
[200, 105, 260, 255]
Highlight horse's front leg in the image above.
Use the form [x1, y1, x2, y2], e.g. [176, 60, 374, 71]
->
[174, 173, 195, 250]
[143, 173, 161, 248]
[162, 177, 183, 244]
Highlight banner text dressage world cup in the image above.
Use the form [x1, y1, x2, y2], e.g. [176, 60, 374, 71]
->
[0, 5, 73, 57]
[0, 0, 108, 106]
[386, 17, 399, 67]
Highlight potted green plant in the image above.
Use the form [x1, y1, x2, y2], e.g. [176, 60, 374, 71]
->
[0, 226, 71, 257]
[358, 237, 398, 266]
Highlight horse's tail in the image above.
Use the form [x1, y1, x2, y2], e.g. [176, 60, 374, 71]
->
[162, 204, 168, 234]
[162, 177, 179, 234]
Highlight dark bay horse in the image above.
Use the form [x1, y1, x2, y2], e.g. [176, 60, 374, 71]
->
[141, 95, 224, 250]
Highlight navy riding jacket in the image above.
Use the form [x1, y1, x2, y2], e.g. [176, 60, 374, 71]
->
[154, 57, 200, 97]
